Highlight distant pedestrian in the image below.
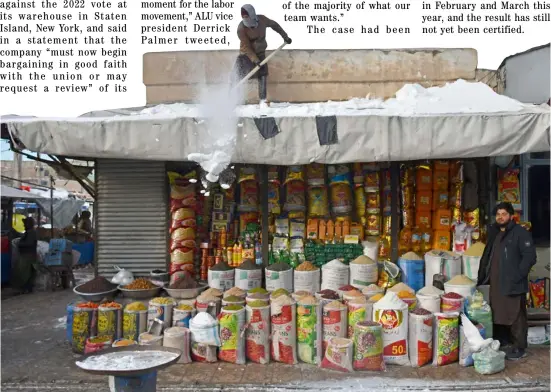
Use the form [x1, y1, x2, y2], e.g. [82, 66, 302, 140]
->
[477, 202, 536, 360]
[233, 4, 292, 105]
[12, 217, 38, 294]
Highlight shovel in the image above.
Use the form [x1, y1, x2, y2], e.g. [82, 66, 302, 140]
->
[233, 42, 287, 89]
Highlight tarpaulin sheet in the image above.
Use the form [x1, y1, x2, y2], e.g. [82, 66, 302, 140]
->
[2, 105, 549, 164]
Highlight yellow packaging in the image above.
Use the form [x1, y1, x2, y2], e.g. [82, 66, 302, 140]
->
[285, 165, 305, 185]
[382, 215, 391, 235]
[402, 209, 415, 229]
[432, 230, 451, 251]
[378, 235, 391, 260]
[411, 228, 422, 253]
[331, 183, 353, 215]
[401, 186, 414, 209]
[400, 165, 415, 187]
[366, 213, 381, 236]
[421, 229, 433, 253]
[451, 208, 462, 225]
[238, 167, 256, 183]
[268, 182, 281, 215]
[355, 186, 367, 218]
[171, 227, 195, 241]
[170, 184, 195, 200]
[398, 228, 412, 255]
[449, 183, 463, 209]
[308, 186, 329, 217]
[172, 208, 195, 220]
[463, 209, 480, 228]
[366, 192, 380, 209]
[364, 171, 380, 191]
[171, 249, 194, 264]
[350, 223, 364, 240]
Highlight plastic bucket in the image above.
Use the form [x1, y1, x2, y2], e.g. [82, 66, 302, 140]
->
[462, 255, 481, 281]
[441, 295, 464, 312]
[416, 293, 440, 314]
[424, 250, 461, 288]
[444, 282, 476, 302]
[397, 258, 425, 292]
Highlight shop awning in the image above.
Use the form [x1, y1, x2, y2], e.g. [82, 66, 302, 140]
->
[1, 185, 44, 199]
[2, 82, 550, 165]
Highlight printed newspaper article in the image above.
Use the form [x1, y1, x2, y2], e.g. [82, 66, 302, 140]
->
[0, 0, 549, 107]
[0, 2, 550, 390]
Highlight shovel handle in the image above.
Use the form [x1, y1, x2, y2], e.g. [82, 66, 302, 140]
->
[235, 42, 287, 88]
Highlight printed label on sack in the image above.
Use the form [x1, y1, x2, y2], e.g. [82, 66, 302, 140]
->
[246, 308, 270, 364]
[97, 309, 120, 339]
[383, 338, 407, 356]
[347, 305, 366, 338]
[322, 308, 346, 351]
[271, 304, 296, 364]
[375, 307, 409, 365]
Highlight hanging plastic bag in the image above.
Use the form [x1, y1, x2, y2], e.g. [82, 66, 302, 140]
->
[111, 266, 134, 285]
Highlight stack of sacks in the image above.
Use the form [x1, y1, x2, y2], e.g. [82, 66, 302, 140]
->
[168, 171, 197, 283]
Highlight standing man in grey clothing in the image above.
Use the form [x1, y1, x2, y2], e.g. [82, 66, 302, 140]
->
[233, 4, 292, 105]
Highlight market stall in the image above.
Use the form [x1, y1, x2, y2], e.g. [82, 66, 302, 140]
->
[2, 80, 550, 374]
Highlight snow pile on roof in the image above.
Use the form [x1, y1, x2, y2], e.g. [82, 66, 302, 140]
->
[137, 79, 526, 118]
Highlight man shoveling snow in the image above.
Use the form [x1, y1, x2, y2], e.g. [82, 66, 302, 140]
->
[233, 4, 292, 105]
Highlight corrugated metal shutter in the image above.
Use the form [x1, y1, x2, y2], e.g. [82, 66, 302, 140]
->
[96, 159, 167, 277]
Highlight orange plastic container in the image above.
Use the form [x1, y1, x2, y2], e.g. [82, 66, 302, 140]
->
[433, 209, 452, 231]
[432, 190, 449, 210]
[416, 210, 432, 229]
[416, 168, 433, 190]
[416, 190, 432, 211]
[433, 170, 449, 191]
[318, 220, 327, 240]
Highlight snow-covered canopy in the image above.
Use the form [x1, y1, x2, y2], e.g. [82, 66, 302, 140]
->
[2, 80, 549, 164]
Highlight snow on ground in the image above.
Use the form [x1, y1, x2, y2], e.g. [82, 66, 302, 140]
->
[137, 80, 527, 118]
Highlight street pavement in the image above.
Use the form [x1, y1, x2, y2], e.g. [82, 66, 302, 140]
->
[1, 290, 549, 391]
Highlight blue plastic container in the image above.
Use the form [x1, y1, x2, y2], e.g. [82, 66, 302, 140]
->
[73, 242, 94, 265]
[66, 303, 75, 343]
[397, 257, 425, 292]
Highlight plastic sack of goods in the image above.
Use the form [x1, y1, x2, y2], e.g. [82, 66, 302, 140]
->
[373, 292, 409, 366]
[296, 296, 323, 365]
[245, 300, 271, 364]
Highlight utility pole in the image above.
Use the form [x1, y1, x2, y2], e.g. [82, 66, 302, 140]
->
[14, 151, 23, 188]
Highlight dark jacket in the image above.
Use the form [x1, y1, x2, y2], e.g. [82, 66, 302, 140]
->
[477, 220, 537, 296]
[18, 229, 37, 255]
[237, 15, 289, 63]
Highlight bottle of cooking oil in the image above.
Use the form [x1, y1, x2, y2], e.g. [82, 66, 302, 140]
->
[411, 226, 422, 254]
